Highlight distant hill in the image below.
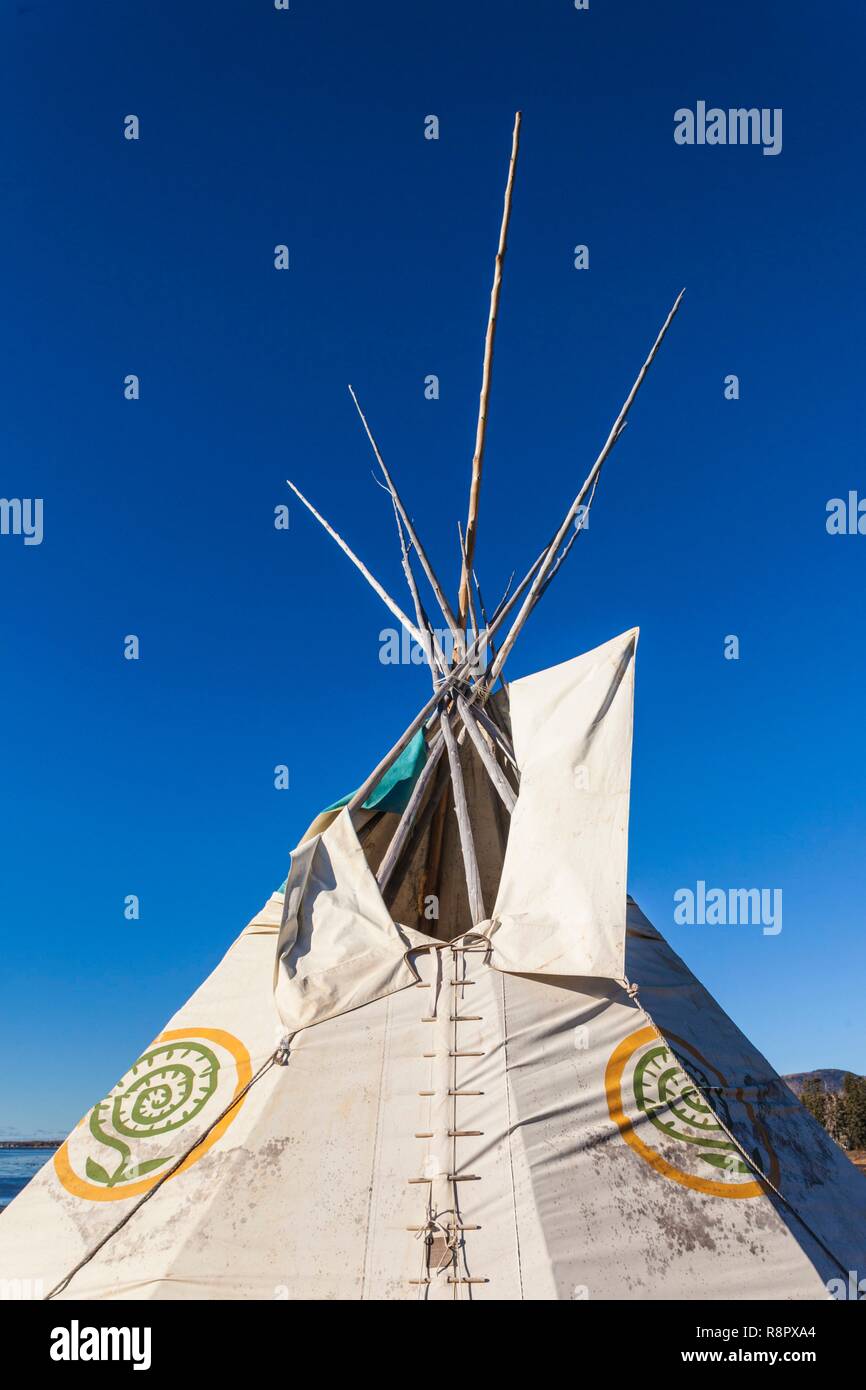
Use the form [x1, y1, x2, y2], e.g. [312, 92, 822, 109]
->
[0, 1140, 61, 1149]
[0, 1127, 67, 1145]
[783, 1069, 862, 1097]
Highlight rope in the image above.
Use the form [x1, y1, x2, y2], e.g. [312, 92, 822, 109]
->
[45, 1049, 282, 1300]
[414, 1210, 461, 1272]
[632, 991, 848, 1286]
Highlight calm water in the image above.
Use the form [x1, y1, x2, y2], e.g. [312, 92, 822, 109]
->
[0, 1148, 56, 1212]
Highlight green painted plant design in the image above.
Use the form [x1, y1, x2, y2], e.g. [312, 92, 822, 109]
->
[86, 1041, 220, 1188]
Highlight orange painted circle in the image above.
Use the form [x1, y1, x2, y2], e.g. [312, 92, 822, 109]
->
[605, 1024, 777, 1200]
[55, 1027, 252, 1203]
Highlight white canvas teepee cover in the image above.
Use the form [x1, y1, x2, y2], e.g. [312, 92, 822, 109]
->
[2, 630, 864, 1300]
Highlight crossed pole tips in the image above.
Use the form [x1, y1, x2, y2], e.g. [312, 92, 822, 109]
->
[285, 111, 685, 929]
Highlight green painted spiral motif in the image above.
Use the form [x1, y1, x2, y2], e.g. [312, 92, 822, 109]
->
[633, 1044, 749, 1175]
[86, 1042, 220, 1188]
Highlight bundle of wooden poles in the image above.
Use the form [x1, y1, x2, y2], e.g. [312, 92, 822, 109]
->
[287, 113, 683, 930]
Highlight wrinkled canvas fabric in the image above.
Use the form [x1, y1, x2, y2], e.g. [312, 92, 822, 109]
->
[489, 628, 637, 979]
[274, 807, 429, 1035]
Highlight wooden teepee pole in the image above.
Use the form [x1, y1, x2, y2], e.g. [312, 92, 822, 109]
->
[346, 542, 540, 813]
[391, 498, 448, 680]
[349, 385, 462, 649]
[458, 111, 522, 629]
[533, 464, 604, 602]
[457, 521, 480, 646]
[486, 289, 685, 688]
[471, 701, 518, 770]
[376, 728, 446, 894]
[376, 498, 455, 912]
[287, 478, 425, 648]
[441, 709, 486, 924]
[382, 512, 500, 920]
[456, 694, 516, 813]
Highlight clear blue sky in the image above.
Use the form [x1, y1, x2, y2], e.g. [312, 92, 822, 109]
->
[1, 1, 864, 1135]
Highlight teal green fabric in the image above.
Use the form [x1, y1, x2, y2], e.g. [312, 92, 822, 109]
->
[322, 727, 428, 816]
[276, 728, 428, 893]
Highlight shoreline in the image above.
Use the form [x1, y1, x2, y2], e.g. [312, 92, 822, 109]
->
[0, 1140, 61, 1150]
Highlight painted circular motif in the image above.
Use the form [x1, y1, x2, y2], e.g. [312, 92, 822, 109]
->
[605, 1025, 778, 1199]
[55, 1028, 252, 1202]
[106, 1041, 219, 1140]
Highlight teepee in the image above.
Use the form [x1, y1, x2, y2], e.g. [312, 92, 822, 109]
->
[3, 114, 864, 1302]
